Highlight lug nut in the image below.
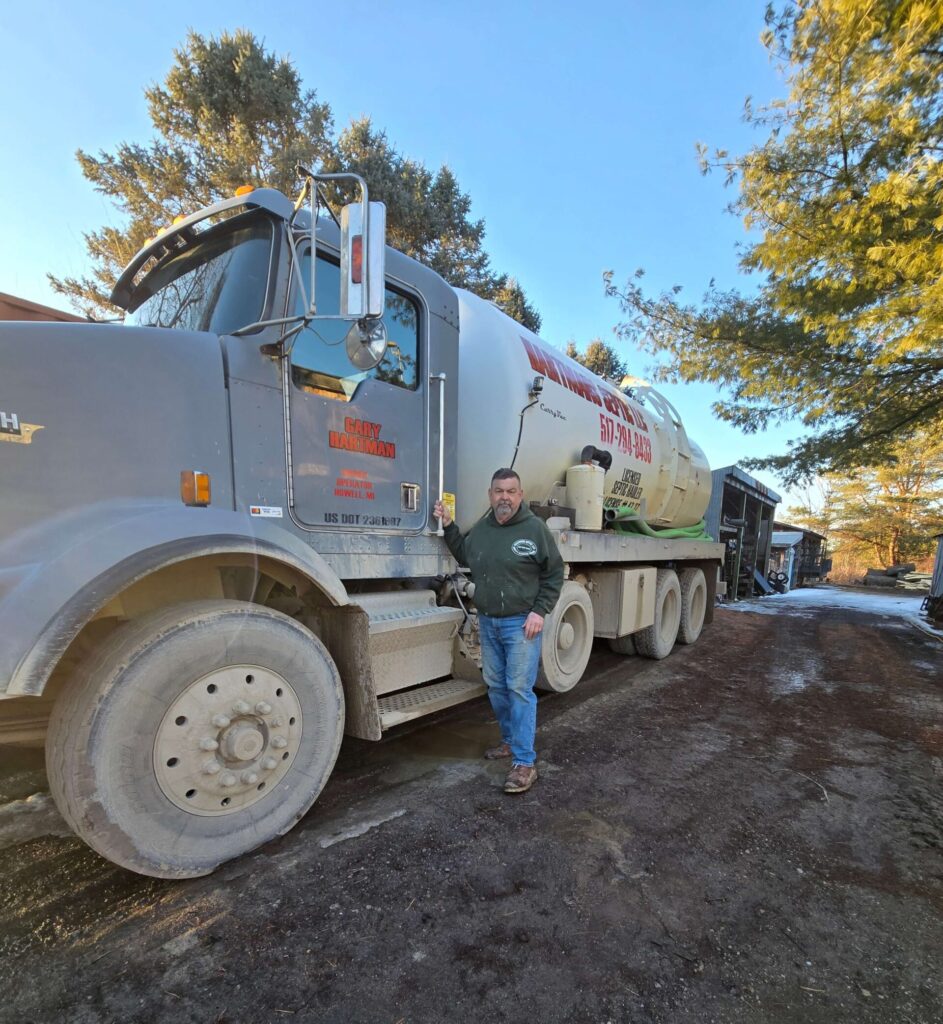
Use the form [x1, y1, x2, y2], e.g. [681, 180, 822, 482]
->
[255, 701, 272, 715]
[202, 761, 221, 775]
[271, 717, 284, 728]
[212, 714, 231, 729]
[271, 736, 288, 750]
[232, 700, 251, 715]
[220, 772, 238, 788]
[261, 756, 277, 771]
[241, 770, 260, 785]
[200, 737, 220, 751]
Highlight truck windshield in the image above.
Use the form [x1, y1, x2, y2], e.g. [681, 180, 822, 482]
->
[125, 216, 274, 334]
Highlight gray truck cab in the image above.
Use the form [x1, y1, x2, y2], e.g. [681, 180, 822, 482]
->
[0, 177, 474, 877]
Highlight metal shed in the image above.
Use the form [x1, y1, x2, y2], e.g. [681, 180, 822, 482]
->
[704, 466, 781, 601]
[773, 521, 831, 588]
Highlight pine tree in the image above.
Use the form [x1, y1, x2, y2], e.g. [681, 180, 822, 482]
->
[606, 1, 943, 485]
[51, 30, 333, 316]
[787, 431, 943, 567]
[50, 30, 541, 330]
[565, 339, 628, 381]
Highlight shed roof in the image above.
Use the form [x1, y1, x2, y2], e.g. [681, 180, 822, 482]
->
[711, 465, 782, 505]
[0, 292, 84, 323]
[774, 520, 826, 541]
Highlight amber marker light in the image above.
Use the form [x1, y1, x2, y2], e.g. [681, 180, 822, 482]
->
[234, 185, 255, 196]
[180, 470, 211, 507]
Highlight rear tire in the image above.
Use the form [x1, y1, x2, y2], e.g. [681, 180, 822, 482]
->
[535, 581, 594, 692]
[46, 600, 344, 878]
[607, 633, 636, 656]
[633, 569, 681, 660]
[678, 567, 707, 645]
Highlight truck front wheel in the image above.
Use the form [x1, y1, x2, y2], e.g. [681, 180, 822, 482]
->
[46, 600, 344, 878]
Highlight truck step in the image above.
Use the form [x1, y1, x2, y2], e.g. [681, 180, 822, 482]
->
[358, 591, 464, 696]
[377, 678, 487, 730]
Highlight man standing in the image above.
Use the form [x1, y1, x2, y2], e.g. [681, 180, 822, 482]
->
[433, 469, 564, 794]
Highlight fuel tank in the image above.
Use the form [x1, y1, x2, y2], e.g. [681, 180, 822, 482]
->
[453, 290, 711, 532]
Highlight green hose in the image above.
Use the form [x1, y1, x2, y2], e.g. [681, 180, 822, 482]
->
[611, 509, 713, 541]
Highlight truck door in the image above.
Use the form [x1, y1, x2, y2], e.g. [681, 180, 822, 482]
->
[287, 251, 428, 532]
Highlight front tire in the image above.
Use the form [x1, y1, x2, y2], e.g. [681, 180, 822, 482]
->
[46, 600, 344, 878]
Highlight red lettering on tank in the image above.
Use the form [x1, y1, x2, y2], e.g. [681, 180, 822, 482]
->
[520, 336, 615, 413]
[520, 336, 553, 378]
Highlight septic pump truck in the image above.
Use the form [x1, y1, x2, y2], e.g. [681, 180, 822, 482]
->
[0, 170, 724, 878]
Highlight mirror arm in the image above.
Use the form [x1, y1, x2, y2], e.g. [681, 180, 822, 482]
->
[232, 313, 306, 338]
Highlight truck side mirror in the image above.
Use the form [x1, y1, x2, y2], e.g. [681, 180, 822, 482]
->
[340, 201, 386, 320]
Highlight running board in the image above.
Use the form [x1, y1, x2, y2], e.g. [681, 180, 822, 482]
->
[377, 678, 487, 730]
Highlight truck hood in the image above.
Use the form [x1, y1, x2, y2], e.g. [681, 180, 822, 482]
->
[0, 321, 234, 545]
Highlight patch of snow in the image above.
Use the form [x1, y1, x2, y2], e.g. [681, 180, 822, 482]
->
[318, 808, 406, 849]
[721, 586, 934, 622]
[0, 792, 71, 849]
[162, 932, 201, 957]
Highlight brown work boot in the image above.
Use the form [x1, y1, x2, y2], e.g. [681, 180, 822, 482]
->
[484, 742, 512, 760]
[504, 764, 538, 794]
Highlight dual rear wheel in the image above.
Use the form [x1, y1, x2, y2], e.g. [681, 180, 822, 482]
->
[608, 567, 707, 659]
[539, 567, 709, 681]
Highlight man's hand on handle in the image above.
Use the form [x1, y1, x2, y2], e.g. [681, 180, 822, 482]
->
[434, 497, 543, 641]
[433, 499, 453, 528]
[523, 612, 544, 640]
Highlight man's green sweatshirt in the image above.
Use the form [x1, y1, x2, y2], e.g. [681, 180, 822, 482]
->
[443, 505, 564, 618]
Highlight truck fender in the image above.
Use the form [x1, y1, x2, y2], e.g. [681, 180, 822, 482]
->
[0, 501, 348, 697]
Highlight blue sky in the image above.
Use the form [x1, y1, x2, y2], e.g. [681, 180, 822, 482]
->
[0, 0, 804, 504]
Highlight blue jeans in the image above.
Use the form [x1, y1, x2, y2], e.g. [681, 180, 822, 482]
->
[478, 613, 541, 767]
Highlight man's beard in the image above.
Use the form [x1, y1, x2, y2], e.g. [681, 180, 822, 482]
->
[495, 501, 513, 520]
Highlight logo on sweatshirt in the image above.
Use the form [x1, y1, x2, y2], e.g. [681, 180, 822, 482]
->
[511, 539, 538, 557]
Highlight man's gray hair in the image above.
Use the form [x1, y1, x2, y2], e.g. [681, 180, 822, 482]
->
[491, 468, 521, 485]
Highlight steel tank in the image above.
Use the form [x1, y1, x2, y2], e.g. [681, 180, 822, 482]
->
[453, 290, 712, 532]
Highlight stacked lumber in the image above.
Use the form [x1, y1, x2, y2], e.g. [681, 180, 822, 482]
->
[896, 572, 932, 592]
[862, 565, 931, 591]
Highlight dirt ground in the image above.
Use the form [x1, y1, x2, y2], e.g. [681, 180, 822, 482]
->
[0, 587, 941, 1024]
